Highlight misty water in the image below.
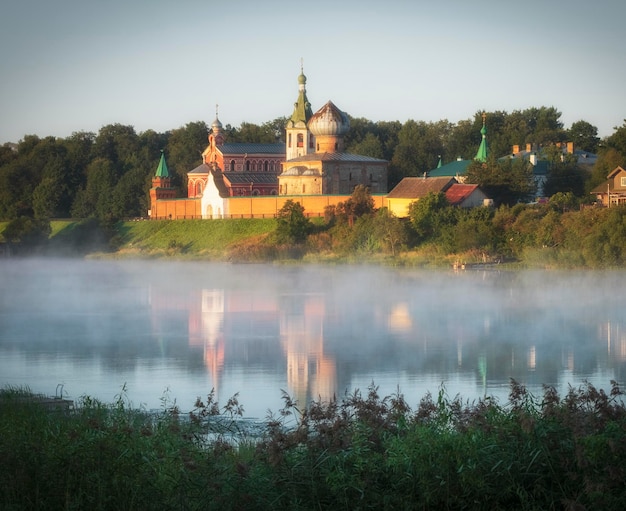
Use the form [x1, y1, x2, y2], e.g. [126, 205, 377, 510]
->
[1, 259, 625, 419]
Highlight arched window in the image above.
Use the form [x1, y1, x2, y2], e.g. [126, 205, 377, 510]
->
[309, 136, 314, 149]
[264, 161, 268, 172]
[302, 184, 306, 193]
[252, 189, 260, 196]
[288, 133, 292, 147]
[196, 182, 203, 196]
[246, 160, 251, 171]
[230, 160, 235, 171]
[297, 133, 303, 147]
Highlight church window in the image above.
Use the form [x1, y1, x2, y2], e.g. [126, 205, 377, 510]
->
[309, 136, 314, 149]
[246, 160, 251, 171]
[196, 182, 203, 196]
[252, 189, 260, 196]
[264, 161, 268, 172]
[230, 160, 235, 171]
[302, 184, 306, 193]
[317, 143, 319, 151]
[288, 133, 292, 147]
[335, 142, 338, 151]
[297, 133, 303, 147]
[349, 173, 352, 181]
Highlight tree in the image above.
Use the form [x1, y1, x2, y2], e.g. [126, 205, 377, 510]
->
[407, 191, 451, 240]
[606, 120, 626, 156]
[371, 208, 408, 255]
[390, 120, 445, 188]
[347, 132, 384, 159]
[568, 120, 600, 153]
[167, 121, 208, 189]
[276, 200, 311, 243]
[465, 157, 536, 206]
[1, 216, 51, 251]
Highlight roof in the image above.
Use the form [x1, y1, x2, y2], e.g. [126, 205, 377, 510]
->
[188, 163, 212, 174]
[222, 172, 279, 185]
[289, 70, 313, 125]
[428, 159, 472, 178]
[154, 151, 170, 178]
[219, 143, 285, 156]
[286, 152, 387, 164]
[281, 165, 322, 176]
[445, 184, 481, 206]
[386, 177, 456, 199]
[475, 121, 488, 162]
[607, 166, 626, 179]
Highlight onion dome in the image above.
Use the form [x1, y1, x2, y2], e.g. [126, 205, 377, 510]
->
[308, 101, 350, 137]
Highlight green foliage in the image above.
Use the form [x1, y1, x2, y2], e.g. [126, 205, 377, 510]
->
[275, 199, 311, 244]
[408, 191, 452, 239]
[1, 216, 50, 247]
[465, 157, 536, 206]
[4, 380, 626, 509]
[568, 119, 600, 153]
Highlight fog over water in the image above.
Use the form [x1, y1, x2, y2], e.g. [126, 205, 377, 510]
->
[1, 259, 625, 418]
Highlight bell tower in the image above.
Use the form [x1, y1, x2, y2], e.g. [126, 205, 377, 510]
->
[285, 61, 314, 161]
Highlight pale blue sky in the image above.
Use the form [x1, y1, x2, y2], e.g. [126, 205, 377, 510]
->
[1, 0, 625, 145]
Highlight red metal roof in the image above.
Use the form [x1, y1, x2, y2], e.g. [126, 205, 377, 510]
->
[445, 184, 480, 206]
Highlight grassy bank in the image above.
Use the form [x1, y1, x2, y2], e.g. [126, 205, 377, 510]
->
[2, 382, 626, 510]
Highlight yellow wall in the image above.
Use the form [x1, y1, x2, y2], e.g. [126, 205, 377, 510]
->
[226, 195, 388, 218]
[152, 194, 388, 219]
[386, 198, 415, 218]
[150, 198, 202, 219]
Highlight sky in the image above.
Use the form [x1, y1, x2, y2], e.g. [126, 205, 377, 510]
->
[1, 0, 625, 145]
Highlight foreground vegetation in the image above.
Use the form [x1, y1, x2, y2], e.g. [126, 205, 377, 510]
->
[2, 381, 625, 510]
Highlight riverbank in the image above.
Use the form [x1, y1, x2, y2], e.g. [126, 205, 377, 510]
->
[2, 382, 625, 510]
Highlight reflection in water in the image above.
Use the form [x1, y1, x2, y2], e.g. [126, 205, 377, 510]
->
[1, 260, 626, 417]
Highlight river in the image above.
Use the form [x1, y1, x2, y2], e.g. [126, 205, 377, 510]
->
[1, 259, 624, 418]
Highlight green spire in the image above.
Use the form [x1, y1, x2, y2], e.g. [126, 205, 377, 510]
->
[437, 155, 442, 168]
[289, 62, 313, 125]
[474, 113, 488, 162]
[155, 150, 170, 178]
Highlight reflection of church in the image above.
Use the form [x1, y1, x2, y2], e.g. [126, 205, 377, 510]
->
[149, 67, 388, 220]
[149, 282, 337, 409]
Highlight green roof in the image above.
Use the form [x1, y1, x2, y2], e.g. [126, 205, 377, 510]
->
[475, 121, 488, 162]
[289, 70, 313, 125]
[154, 151, 170, 178]
[428, 159, 472, 177]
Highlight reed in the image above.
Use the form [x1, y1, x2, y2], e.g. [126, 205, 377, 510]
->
[1, 380, 625, 510]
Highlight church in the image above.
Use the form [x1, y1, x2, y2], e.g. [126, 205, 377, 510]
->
[149, 68, 389, 220]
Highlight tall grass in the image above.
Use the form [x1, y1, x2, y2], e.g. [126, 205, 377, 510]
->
[2, 381, 626, 510]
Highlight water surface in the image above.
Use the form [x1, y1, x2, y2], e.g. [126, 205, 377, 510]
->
[1, 259, 624, 418]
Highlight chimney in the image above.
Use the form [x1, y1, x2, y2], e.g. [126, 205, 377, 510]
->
[567, 141, 574, 154]
[513, 144, 520, 154]
[529, 153, 537, 165]
[526, 143, 532, 152]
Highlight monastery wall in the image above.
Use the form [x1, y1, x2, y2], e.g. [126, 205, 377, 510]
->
[150, 198, 202, 219]
[152, 194, 389, 220]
